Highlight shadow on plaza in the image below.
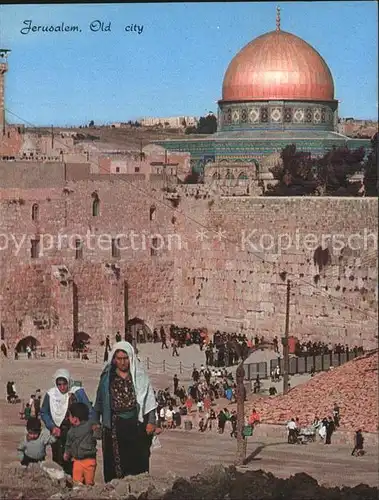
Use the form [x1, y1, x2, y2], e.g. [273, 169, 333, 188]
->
[243, 441, 289, 464]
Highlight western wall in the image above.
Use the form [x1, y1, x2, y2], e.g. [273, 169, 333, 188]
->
[0, 162, 377, 351]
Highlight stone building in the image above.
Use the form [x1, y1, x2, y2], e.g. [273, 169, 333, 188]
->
[97, 145, 191, 181]
[140, 116, 198, 129]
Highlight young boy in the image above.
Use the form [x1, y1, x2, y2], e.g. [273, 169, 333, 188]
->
[17, 417, 56, 466]
[23, 403, 32, 420]
[63, 402, 97, 485]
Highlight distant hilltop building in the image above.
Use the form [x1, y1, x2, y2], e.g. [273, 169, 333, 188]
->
[338, 118, 378, 138]
[97, 144, 191, 180]
[139, 116, 199, 129]
[154, 8, 372, 172]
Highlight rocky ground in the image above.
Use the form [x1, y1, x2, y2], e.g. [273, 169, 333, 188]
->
[244, 350, 379, 432]
[0, 463, 377, 500]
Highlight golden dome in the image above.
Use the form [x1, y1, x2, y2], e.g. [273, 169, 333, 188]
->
[222, 30, 335, 102]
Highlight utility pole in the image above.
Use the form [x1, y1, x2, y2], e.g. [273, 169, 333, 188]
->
[283, 279, 291, 394]
[235, 359, 247, 465]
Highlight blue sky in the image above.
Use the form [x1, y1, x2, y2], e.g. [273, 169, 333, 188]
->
[1, 1, 377, 126]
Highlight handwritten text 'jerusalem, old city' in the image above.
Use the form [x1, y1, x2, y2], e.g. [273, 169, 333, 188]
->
[20, 20, 144, 35]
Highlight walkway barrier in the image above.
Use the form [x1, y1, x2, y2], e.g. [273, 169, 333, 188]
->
[11, 349, 199, 375]
[141, 358, 197, 374]
[11, 347, 364, 380]
[247, 350, 362, 380]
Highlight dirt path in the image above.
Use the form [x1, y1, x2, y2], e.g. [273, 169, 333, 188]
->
[1, 401, 377, 489]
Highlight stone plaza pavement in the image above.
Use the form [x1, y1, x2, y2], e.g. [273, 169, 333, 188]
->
[5, 341, 311, 395]
[1, 353, 378, 488]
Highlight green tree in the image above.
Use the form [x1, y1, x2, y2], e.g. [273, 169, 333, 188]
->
[316, 146, 365, 195]
[266, 144, 365, 196]
[266, 144, 317, 195]
[185, 114, 217, 135]
[196, 114, 217, 134]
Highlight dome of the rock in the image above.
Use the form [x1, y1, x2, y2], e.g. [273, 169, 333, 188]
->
[156, 9, 371, 172]
[222, 30, 335, 102]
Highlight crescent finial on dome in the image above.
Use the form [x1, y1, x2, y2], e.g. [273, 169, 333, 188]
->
[276, 6, 281, 31]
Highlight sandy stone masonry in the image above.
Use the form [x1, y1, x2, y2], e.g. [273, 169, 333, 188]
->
[0, 162, 377, 350]
[174, 195, 377, 340]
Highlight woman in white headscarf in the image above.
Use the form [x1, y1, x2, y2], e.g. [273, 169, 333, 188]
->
[93, 341, 157, 482]
[40, 369, 94, 475]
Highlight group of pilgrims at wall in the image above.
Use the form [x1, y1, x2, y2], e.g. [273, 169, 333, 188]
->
[295, 340, 365, 357]
[113, 325, 364, 367]
[116, 324, 266, 368]
[158, 326, 257, 367]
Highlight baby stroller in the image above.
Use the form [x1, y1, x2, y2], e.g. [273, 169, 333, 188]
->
[297, 426, 316, 444]
[6, 382, 20, 404]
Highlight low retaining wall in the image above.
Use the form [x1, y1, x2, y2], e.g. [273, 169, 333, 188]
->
[250, 423, 378, 447]
[180, 414, 378, 446]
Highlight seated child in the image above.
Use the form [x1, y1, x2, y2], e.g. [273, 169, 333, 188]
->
[17, 417, 56, 466]
[63, 402, 97, 485]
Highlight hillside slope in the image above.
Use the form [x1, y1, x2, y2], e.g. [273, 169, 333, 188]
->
[247, 350, 378, 432]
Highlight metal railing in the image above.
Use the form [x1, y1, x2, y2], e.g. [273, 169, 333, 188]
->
[14, 347, 364, 380]
[13, 348, 198, 375]
[245, 350, 362, 380]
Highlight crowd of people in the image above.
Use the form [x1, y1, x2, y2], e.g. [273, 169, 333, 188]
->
[154, 365, 242, 433]
[294, 340, 365, 357]
[142, 325, 272, 368]
[154, 372, 262, 439]
[106, 326, 257, 368]
[125, 326, 365, 366]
